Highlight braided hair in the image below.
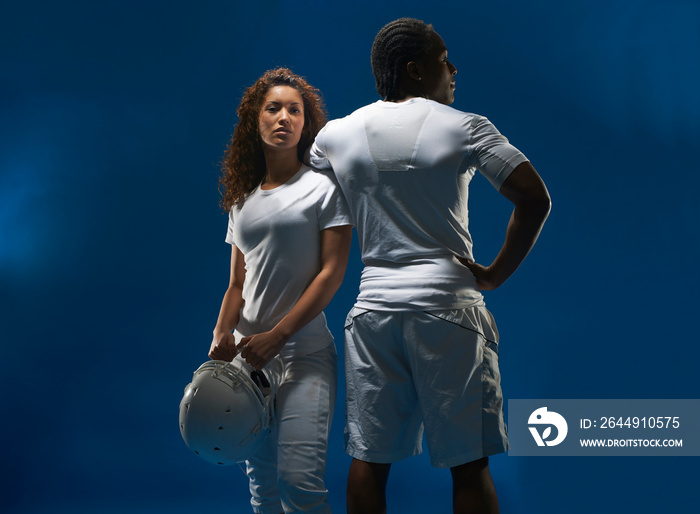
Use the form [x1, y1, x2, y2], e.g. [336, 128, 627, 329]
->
[371, 18, 435, 100]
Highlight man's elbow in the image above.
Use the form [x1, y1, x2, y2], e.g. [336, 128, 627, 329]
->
[536, 191, 552, 220]
[519, 190, 551, 224]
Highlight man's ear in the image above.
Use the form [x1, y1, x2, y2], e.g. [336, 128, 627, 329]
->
[406, 61, 421, 81]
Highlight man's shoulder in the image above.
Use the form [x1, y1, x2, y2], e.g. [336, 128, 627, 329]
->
[319, 99, 491, 144]
[299, 164, 335, 185]
[325, 101, 378, 126]
[317, 102, 377, 145]
[428, 100, 484, 122]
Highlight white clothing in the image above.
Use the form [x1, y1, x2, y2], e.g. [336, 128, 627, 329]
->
[226, 165, 352, 357]
[225, 165, 349, 512]
[309, 98, 528, 310]
[245, 344, 337, 514]
[343, 307, 508, 468]
[310, 98, 522, 468]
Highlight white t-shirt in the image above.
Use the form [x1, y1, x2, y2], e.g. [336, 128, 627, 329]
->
[309, 98, 528, 310]
[226, 165, 352, 356]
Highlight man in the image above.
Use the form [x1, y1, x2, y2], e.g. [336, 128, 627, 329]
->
[309, 18, 551, 514]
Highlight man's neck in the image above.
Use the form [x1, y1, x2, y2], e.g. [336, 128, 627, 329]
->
[385, 89, 420, 103]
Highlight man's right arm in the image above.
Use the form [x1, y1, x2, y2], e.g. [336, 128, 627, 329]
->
[307, 126, 332, 170]
[459, 160, 551, 290]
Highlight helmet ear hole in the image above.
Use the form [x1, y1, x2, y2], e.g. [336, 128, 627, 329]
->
[251, 370, 270, 389]
[178, 356, 284, 466]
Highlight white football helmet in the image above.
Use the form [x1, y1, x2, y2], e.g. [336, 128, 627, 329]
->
[179, 355, 284, 465]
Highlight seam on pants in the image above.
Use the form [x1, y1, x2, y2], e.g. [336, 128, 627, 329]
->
[422, 310, 498, 348]
[344, 307, 371, 329]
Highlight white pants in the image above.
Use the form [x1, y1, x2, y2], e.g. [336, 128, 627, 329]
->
[246, 344, 337, 514]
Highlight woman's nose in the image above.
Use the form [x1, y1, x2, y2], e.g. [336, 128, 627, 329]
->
[279, 109, 290, 124]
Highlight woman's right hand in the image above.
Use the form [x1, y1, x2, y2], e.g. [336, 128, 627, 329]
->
[209, 330, 238, 361]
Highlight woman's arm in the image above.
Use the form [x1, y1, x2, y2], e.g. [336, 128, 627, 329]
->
[209, 245, 246, 361]
[238, 225, 352, 369]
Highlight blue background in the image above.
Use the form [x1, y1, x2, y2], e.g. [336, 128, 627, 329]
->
[2, 0, 699, 512]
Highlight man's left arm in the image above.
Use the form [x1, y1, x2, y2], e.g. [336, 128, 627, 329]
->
[459, 161, 551, 290]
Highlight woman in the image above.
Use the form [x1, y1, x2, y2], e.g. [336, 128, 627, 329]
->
[209, 68, 352, 514]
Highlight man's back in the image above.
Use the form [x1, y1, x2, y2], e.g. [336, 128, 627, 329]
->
[310, 97, 528, 310]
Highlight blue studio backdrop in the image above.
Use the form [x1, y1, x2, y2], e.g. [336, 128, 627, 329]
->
[1, 1, 699, 512]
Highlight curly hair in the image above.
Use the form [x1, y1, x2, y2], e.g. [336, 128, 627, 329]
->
[219, 67, 327, 211]
[371, 18, 435, 100]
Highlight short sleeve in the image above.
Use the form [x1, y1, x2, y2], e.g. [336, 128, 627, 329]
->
[224, 208, 236, 245]
[308, 126, 333, 171]
[315, 171, 353, 230]
[467, 116, 529, 190]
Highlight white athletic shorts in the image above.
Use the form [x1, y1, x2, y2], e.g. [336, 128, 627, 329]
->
[343, 305, 509, 469]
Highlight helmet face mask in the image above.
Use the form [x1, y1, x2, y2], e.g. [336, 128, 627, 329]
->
[179, 356, 284, 465]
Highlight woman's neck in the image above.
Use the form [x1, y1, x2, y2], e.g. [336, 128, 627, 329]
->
[261, 147, 302, 190]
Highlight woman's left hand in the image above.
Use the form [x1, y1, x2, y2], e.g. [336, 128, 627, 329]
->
[237, 330, 287, 369]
